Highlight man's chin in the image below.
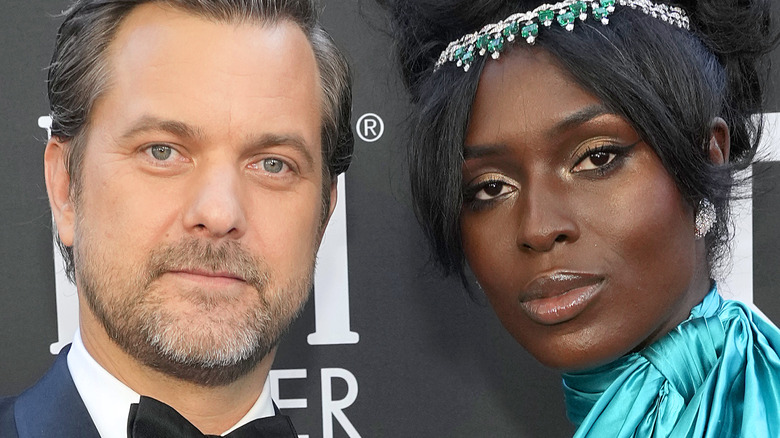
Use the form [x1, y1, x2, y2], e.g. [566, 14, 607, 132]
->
[103, 305, 282, 386]
[94, 287, 302, 386]
[136, 340, 273, 386]
[127, 331, 275, 387]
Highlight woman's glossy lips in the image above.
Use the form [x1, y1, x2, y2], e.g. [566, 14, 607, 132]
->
[518, 272, 604, 325]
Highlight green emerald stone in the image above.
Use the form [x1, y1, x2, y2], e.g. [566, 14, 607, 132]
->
[557, 11, 576, 27]
[538, 9, 555, 23]
[502, 21, 520, 37]
[593, 6, 609, 20]
[461, 50, 474, 64]
[521, 23, 539, 38]
[570, 1, 587, 15]
[476, 34, 489, 50]
[454, 47, 465, 60]
[487, 36, 504, 53]
[601, 0, 616, 7]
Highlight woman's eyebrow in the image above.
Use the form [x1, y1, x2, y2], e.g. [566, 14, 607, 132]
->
[549, 104, 615, 136]
[463, 105, 618, 159]
[462, 143, 508, 160]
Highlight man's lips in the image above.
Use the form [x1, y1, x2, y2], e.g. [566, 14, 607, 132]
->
[166, 269, 246, 285]
[518, 272, 605, 325]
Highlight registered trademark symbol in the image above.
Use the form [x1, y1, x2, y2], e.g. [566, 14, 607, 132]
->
[355, 113, 384, 143]
[38, 116, 52, 139]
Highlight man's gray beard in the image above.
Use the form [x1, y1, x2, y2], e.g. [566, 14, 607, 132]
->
[76, 238, 313, 387]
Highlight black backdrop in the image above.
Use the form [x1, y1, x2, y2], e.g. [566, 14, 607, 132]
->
[2, 1, 780, 437]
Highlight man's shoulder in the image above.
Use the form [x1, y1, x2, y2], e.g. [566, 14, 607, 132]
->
[5, 346, 100, 438]
[0, 395, 19, 437]
[0, 395, 15, 413]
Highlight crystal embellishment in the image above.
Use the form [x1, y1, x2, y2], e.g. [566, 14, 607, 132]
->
[593, 6, 610, 24]
[488, 36, 505, 58]
[570, 1, 588, 19]
[538, 9, 556, 26]
[435, 0, 690, 72]
[521, 22, 540, 44]
[557, 11, 576, 31]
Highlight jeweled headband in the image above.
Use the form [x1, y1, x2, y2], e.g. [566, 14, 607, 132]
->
[435, 0, 689, 72]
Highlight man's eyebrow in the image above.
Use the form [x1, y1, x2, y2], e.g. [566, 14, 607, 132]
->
[119, 116, 204, 142]
[247, 133, 316, 171]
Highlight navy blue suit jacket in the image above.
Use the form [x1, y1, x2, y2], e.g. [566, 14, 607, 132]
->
[0, 345, 100, 438]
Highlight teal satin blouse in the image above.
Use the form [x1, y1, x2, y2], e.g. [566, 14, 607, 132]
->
[562, 287, 780, 437]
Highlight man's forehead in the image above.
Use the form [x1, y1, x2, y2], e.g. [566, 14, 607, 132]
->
[109, 3, 314, 65]
[84, 2, 323, 156]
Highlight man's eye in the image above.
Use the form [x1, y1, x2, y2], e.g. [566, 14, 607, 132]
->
[148, 145, 173, 161]
[262, 158, 285, 173]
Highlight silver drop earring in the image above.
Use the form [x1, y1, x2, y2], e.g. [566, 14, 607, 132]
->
[694, 198, 716, 239]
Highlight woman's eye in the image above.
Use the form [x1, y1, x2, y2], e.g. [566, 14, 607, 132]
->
[573, 151, 617, 172]
[262, 158, 286, 174]
[147, 144, 175, 161]
[474, 180, 514, 201]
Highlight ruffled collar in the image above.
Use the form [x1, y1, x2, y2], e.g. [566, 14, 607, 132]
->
[562, 286, 724, 426]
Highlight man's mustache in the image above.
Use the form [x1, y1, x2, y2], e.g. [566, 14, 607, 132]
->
[144, 239, 269, 292]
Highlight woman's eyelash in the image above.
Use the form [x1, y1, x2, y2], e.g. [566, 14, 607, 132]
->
[462, 141, 639, 211]
[464, 178, 502, 198]
[463, 178, 511, 211]
[573, 142, 638, 174]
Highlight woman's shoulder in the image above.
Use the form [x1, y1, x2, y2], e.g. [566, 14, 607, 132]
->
[717, 295, 780, 357]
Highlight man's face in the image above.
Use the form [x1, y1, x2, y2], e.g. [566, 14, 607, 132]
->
[50, 4, 332, 385]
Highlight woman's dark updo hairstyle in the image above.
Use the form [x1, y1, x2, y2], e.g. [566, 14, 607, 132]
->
[378, 0, 777, 285]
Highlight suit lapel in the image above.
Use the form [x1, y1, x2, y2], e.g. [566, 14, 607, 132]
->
[14, 345, 100, 438]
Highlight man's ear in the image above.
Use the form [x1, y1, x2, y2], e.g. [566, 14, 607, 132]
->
[44, 137, 75, 246]
[708, 117, 731, 166]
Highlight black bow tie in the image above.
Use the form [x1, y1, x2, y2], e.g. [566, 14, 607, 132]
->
[127, 396, 298, 438]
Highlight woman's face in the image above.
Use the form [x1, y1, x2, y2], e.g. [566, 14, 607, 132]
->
[461, 49, 711, 371]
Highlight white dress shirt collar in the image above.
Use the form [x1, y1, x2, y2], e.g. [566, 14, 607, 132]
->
[67, 329, 275, 438]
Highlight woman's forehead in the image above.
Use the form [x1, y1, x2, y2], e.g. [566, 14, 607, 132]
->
[466, 48, 606, 144]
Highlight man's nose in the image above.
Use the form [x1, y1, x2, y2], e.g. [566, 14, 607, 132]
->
[183, 163, 247, 239]
[515, 180, 579, 253]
